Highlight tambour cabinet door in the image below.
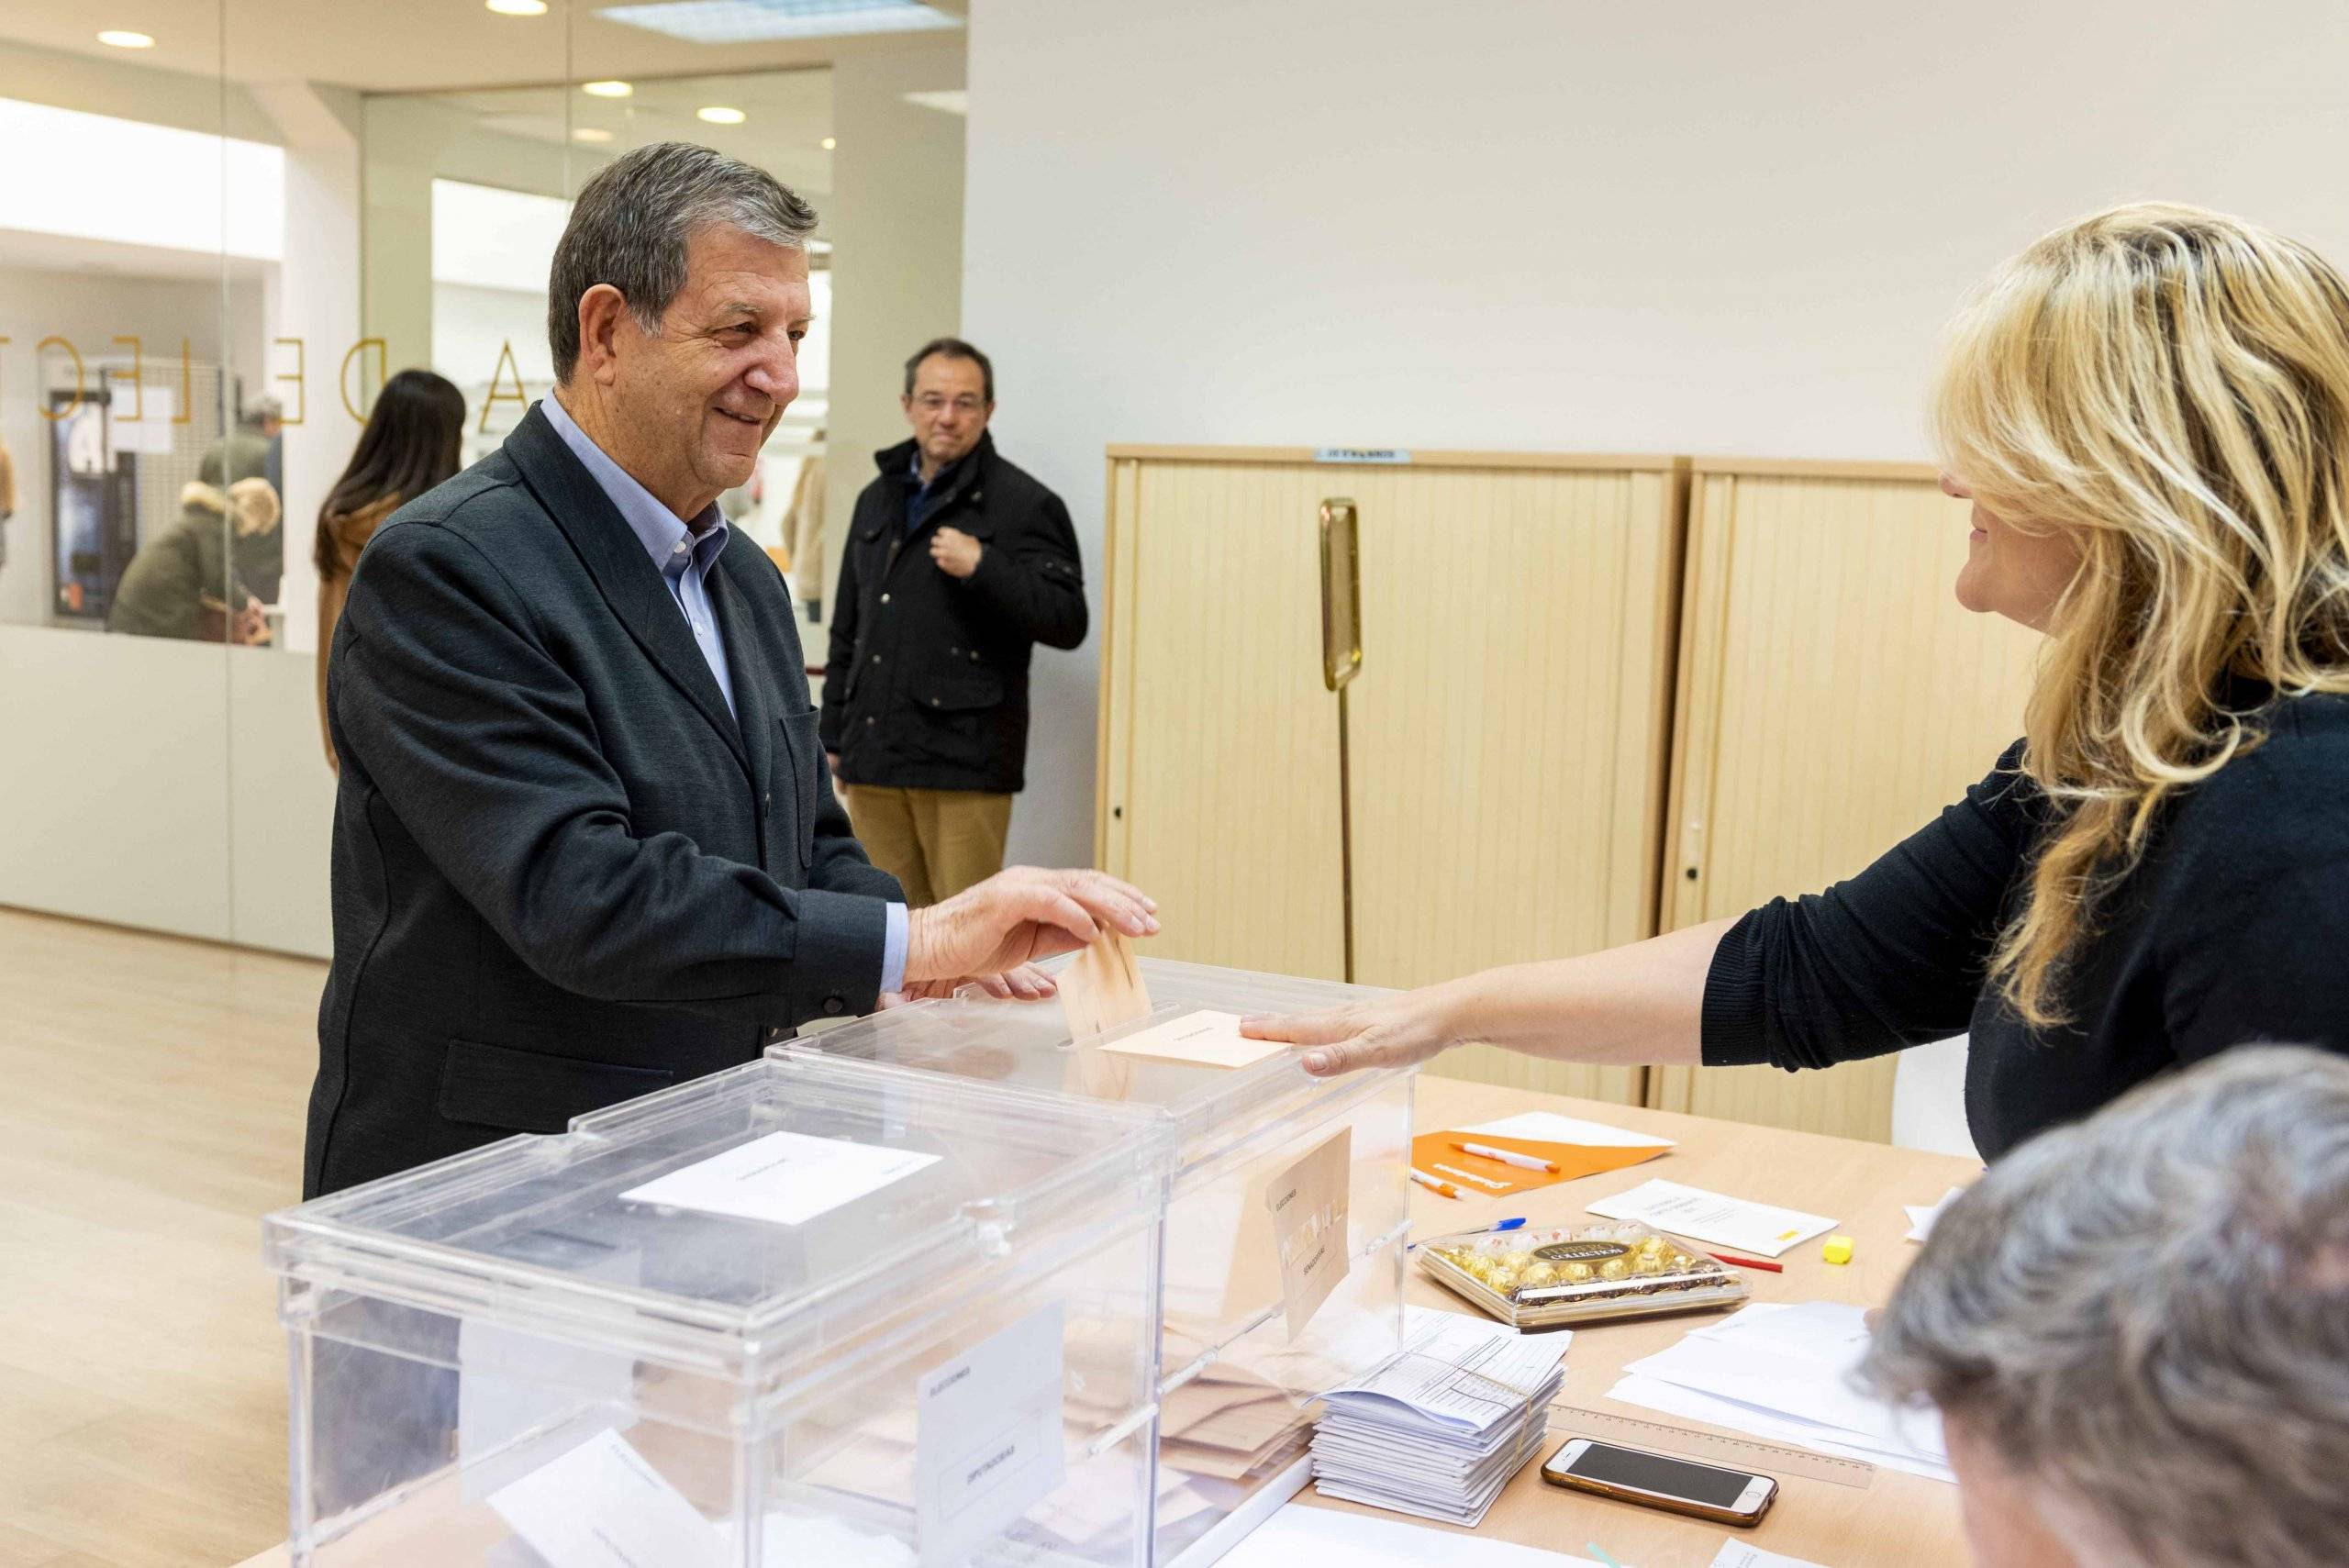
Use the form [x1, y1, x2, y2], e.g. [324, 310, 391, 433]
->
[1649, 462, 2043, 1142]
[1097, 453, 1350, 981]
[1341, 459, 1685, 1107]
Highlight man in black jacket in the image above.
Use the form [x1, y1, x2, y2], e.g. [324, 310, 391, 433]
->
[309, 146, 1151, 1197]
[822, 339, 1086, 904]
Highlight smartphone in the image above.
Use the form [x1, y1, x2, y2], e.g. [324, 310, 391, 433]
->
[1541, 1437, 1778, 1527]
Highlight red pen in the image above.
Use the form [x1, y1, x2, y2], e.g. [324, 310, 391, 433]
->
[1706, 1251, 1784, 1273]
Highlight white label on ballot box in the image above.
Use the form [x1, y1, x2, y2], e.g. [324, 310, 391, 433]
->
[917, 1300, 1067, 1568]
[618, 1129, 940, 1227]
[489, 1428, 724, 1568]
[1268, 1129, 1353, 1338]
[1586, 1178, 1835, 1258]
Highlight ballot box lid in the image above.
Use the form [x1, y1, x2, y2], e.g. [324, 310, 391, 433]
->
[263, 1051, 1175, 1381]
[785, 957, 1414, 1178]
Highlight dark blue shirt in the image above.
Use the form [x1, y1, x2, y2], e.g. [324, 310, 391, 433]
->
[904, 448, 975, 536]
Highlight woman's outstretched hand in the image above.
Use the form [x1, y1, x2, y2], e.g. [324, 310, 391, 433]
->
[1240, 986, 1466, 1077]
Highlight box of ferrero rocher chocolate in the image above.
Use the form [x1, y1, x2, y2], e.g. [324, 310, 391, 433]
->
[1417, 1219, 1751, 1329]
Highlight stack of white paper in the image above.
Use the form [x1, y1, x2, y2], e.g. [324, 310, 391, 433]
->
[1310, 1308, 1568, 1527]
[1606, 1302, 1953, 1484]
[1905, 1186, 1966, 1242]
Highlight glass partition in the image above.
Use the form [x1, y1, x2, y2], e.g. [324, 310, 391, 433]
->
[0, 2, 960, 957]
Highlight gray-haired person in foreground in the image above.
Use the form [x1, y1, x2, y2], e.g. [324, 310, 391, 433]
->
[1863, 1045, 2349, 1568]
[307, 140, 1153, 1201]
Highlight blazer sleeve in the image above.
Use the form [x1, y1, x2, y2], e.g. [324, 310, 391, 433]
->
[818, 524, 862, 753]
[1701, 741, 2041, 1071]
[335, 522, 887, 1020]
[961, 488, 1088, 650]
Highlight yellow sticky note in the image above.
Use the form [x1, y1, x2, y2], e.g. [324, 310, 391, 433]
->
[1821, 1235, 1854, 1265]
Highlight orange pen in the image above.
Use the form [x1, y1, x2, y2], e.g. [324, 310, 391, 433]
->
[1409, 1168, 1466, 1199]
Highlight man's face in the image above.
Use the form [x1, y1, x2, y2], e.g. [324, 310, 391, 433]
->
[608, 226, 808, 515]
[902, 354, 992, 471]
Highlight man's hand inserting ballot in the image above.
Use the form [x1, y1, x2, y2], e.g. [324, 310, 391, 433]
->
[904, 867, 1157, 993]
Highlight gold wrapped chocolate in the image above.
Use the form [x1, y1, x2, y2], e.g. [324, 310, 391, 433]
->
[1562, 1261, 1596, 1283]
[1519, 1262, 1559, 1288]
[1631, 1251, 1665, 1274]
[1598, 1259, 1630, 1282]
[1668, 1251, 1697, 1271]
[1485, 1266, 1520, 1295]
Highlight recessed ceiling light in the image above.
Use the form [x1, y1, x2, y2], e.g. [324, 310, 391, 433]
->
[819, 136, 836, 150]
[96, 28, 155, 48]
[596, 0, 960, 45]
[572, 126, 616, 142]
[696, 106, 746, 126]
[485, 0, 549, 13]
[581, 80, 634, 98]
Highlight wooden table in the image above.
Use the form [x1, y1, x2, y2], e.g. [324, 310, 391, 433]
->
[1306, 1075, 1978, 1567]
[235, 1074, 1977, 1568]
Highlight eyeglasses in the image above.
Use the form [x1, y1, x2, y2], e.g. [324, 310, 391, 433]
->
[912, 395, 987, 416]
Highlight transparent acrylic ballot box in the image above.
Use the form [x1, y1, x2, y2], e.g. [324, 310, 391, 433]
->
[785, 960, 1415, 1564]
[264, 1053, 1176, 1568]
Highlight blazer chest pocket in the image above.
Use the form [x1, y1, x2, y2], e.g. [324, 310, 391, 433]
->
[777, 707, 823, 869]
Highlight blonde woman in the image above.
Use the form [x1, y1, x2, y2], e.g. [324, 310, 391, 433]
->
[1245, 203, 2349, 1159]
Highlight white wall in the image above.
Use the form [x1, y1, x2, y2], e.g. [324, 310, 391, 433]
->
[0, 626, 331, 958]
[820, 41, 966, 617]
[962, 0, 2349, 869]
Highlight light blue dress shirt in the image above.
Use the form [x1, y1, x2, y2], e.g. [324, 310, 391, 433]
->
[540, 396, 907, 995]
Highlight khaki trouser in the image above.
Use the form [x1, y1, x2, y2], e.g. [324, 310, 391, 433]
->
[844, 784, 1013, 906]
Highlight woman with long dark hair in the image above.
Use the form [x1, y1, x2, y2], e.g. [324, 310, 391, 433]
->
[315, 369, 465, 770]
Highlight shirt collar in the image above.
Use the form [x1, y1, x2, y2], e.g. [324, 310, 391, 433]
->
[541, 394, 729, 577]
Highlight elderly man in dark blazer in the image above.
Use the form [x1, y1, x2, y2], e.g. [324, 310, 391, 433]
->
[308, 143, 1154, 1196]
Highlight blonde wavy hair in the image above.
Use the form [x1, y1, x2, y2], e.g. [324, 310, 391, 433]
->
[1934, 203, 2349, 1027]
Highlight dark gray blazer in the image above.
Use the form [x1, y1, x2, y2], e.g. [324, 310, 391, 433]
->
[306, 404, 901, 1197]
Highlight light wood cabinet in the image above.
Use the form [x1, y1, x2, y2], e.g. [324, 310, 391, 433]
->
[1645, 460, 2044, 1140]
[1097, 446, 1687, 1106]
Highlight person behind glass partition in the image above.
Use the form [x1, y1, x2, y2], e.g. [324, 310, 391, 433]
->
[312, 368, 466, 773]
[1863, 1044, 2349, 1568]
[107, 474, 275, 644]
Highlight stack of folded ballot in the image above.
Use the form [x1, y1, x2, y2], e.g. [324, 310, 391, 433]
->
[1606, 1301, 1953, 1482]
[1310, 1307, 1568, 1527]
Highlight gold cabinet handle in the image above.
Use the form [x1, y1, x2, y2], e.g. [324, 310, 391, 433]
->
[1319, 498, 1362, 692]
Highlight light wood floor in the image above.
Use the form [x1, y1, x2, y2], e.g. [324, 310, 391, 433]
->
[0, 907, 320, 1568]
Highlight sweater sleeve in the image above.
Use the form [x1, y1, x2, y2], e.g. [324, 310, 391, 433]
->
[1702, 741, 2040, 1072]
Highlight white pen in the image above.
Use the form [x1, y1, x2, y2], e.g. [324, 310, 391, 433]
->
[1453, 1140, 1562, 1173]
[1431, 1162, 1511, 1191]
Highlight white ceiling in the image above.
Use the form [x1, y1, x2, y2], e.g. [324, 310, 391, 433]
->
[0, 0, 963, 94]
[436, 67, 835, 192]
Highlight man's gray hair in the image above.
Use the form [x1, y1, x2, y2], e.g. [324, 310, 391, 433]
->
[1863, 1045, 2349, 1568]
[547, 141, 817, 383]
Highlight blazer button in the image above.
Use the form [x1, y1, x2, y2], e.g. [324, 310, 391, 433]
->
[880, 593, 891, 605]
[865, 716, 876, 727]
[821, 995, 845, 1016]
[870, 653, 881, 664]
[930, 697, 941, 707]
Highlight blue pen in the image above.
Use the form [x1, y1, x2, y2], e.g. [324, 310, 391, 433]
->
[1586, 1543, 1625, 1568]
[1407, 1216, 1526, 1251]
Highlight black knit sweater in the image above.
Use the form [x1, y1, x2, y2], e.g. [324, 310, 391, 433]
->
[1702, 691, 2349, 1160]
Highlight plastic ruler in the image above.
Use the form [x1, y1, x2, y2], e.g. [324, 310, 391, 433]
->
[1546, 1404, 1877, 1489]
